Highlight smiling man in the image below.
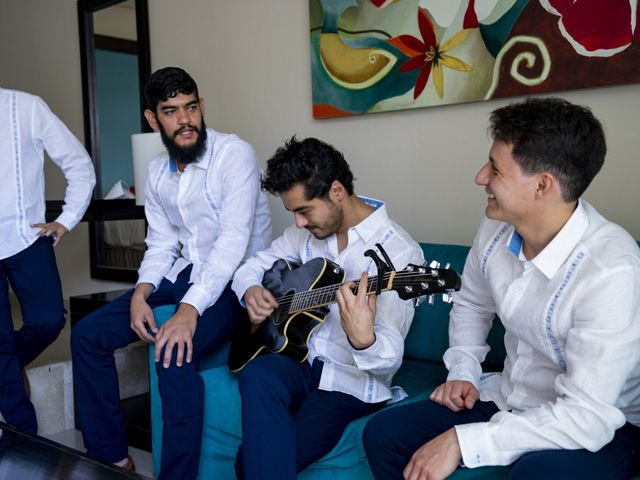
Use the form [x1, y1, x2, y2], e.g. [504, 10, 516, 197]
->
[71, 67, 272, 479]
[363, 98, 640, 480]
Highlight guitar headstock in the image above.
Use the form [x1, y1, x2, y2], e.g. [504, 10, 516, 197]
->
[390, 260, 461, 303]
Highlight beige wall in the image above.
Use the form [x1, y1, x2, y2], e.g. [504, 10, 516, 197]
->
[149, 0, 640, 244]
[1, 0, 639, 299]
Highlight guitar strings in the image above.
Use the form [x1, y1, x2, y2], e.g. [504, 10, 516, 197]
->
[272, 271, 452, 314]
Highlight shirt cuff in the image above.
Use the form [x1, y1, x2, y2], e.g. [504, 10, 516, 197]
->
[455, 422, 496, 468]
[350, 334, 384, 366]
[446, 363, 481, 387]
[231, 276, 261, 305]
[136, 270, 163, 291]
[180, 284, 211, 316]
[55, 211, 81, 232]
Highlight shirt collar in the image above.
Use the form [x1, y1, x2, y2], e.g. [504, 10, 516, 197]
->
[508, 199, 589, 279]
[168, 128, 214, 172]
[350, 196, 388, 242]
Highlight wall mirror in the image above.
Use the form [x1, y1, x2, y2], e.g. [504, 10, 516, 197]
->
[78, 0, 150, 282]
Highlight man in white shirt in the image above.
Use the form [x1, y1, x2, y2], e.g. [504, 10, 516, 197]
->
[0, 87, 95, 435]
[363, 98, 640, 480]
[231, 136, 424, 479]
[70, 67, 272, 479]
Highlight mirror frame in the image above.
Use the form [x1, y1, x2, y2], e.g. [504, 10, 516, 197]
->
[77, 0, 151, 282]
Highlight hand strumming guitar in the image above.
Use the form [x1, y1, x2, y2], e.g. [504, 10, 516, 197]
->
[243, 285, 279, 325]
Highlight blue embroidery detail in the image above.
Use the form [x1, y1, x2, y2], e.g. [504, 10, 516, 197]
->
[153, 160, 169, 201]
[169, 157, 178, 172]
[378, 229, 393, 246]
[508, 231, 523, 258]
[11, 93, 29, 245]
[481, 224, 510, 277]
[304, 235, 313, 263]
[366, 375, 374, 402]
[202, 143, 218, 215]
[544, 251, 585, 372]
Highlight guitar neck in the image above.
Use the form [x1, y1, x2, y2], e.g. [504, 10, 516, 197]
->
[283, 272, 395, 314]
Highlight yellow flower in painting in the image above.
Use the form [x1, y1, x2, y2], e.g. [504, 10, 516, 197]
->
[393, 8, 472, 99]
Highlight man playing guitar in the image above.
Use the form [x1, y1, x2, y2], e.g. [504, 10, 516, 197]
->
[231, 136, 424, 480]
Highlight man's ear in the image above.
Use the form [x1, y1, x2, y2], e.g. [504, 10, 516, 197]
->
[144, 109, 159, 132]
[329, 180, 346, 202]
[199, 97, 205, 117]
[535, 172, 556, 198]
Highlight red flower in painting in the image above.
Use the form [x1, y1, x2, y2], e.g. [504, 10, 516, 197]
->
[394, 9, 471, 99]
[540, 0, 639, 56]
[370, 0, 394, 8]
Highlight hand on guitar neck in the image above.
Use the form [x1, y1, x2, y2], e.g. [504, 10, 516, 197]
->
[336, 272, 376, 350]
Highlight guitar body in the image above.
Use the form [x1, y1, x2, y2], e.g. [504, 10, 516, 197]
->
[228, 257, 345, 372]
[228, 255, 461, 372]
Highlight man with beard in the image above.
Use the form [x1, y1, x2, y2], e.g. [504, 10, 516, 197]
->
[71, 67, 272, 479]
[230, 136, 424, 479]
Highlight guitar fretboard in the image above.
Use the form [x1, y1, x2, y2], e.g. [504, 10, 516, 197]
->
[281, 272, 394, 314]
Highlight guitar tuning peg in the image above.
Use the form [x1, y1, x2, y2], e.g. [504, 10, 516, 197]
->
[429, 260, 440, 269]
[428, 294, 435, 306]
[444, 263, 451, 270]
[441, 293, 454, 304]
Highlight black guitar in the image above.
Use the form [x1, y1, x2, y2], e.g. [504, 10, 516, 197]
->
[228, 256, 461, 372]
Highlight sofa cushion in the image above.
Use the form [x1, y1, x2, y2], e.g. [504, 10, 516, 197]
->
[393, 358, 448, 397]
[405, 243, 506, 371]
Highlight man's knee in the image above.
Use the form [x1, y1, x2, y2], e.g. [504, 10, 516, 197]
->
[363, 411, 393, 455]
[70, 315, 101, 356]
[22, 309, 65, 342]
[237, 356, 286, 399]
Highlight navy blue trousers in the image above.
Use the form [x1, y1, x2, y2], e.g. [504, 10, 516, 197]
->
[235, 354, 380, 480]
[363, 398, 640, 480]
[0, 236, 65, 434]
[70, 266, 241, 480]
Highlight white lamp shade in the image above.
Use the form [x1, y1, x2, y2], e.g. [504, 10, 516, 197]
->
[131, 132, 165, 206]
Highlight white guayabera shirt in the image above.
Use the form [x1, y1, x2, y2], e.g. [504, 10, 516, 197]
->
[447, 200, 640, 467]
[138, 128, 272, 314]
[232, 198, 424, 404]
[0, 87, 95, 259]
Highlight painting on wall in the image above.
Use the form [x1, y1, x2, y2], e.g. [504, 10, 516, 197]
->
[310, 0, 640, 118]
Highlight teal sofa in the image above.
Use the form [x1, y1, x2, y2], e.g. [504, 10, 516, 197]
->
[148, 242, 640, 479]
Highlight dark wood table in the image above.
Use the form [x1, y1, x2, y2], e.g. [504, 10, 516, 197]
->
[0, 421, 146, 479]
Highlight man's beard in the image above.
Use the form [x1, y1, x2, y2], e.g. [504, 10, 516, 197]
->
[159, 119, 208, 165]
[308, 200, 343, 240]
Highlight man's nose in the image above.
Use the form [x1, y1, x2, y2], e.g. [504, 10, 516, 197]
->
[177, 109, 190, 125]
[475, 163, 490, 185]
[294, 213, 307, 229]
